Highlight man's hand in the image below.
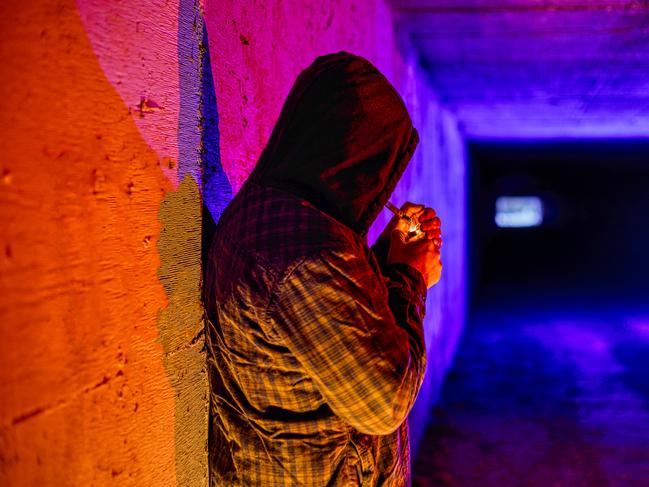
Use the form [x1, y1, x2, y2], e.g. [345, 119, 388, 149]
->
[385, 202, 442, 288]
[380, 202, 442, 247]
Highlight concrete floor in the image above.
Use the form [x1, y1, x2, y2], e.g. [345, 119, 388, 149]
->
[412, 297, 649, 487]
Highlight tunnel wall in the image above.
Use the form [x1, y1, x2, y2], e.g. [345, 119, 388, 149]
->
[0, 0, 465, 485]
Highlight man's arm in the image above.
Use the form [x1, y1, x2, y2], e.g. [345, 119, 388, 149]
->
[267, 244, 427, 436]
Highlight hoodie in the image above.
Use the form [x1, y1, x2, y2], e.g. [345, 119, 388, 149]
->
[204, 51, 427, 486]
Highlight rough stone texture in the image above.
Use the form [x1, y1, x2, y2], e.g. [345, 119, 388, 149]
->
[77, 0, 181, 185]
[204, 0, 405, 192]
[0, 0, 467, 484]
[157, 175, 208, 487]
[79, 0, 211, 485]
[0, 0, 177, 484]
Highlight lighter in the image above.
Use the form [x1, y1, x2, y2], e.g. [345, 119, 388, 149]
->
[385, 201, 424, 239]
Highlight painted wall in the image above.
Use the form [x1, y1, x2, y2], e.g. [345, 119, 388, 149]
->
[1, 0, 211, 484]
[0, 0, 466, 485]
[0, 0, 181, 485]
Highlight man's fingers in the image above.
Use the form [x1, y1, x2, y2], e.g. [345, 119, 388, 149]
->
[421, 221, 442, 233]
[418, 207, 437, 222]
[425, 229, 442, 239]
[426, 216, 441, 228]
[398, 203, 442, 240]
[409, 234, 438, 248]
[401, 203, 439, 223]
[400, 202, 424, 216]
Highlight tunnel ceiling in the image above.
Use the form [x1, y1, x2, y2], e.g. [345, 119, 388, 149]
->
[389, 0, 649, 139]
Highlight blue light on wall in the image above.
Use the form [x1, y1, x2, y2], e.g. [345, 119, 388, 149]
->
[495, 196, 543, 228]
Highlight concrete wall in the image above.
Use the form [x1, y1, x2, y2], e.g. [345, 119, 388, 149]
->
[0, 0, 466, 484]
[204, 0, 405, 193]
[0, 1, 180, 485]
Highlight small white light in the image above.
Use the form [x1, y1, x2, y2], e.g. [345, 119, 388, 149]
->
[495, 196, 543, 228]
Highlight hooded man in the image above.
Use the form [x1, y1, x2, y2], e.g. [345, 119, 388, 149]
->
[203, 51, 442, 486]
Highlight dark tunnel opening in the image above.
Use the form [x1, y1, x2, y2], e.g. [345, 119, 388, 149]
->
[467, 138, 649, 312]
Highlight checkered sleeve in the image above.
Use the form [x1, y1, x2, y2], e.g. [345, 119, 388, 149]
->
[269, 244, 427, 435]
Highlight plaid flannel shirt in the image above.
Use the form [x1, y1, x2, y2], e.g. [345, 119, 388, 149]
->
[204, 180, 427, 486]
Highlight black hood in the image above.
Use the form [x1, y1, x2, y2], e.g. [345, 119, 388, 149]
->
[249, 51, 419, 237]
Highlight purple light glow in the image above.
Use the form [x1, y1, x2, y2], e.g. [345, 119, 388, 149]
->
[627, 318, 649, 341]
[391, 1, 649, 140]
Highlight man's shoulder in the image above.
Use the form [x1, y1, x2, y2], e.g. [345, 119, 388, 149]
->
[215, 180, 362, 273]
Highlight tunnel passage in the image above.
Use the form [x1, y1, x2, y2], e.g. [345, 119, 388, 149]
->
[412, 140, 649, 486]
[468, 139, 649, 306]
